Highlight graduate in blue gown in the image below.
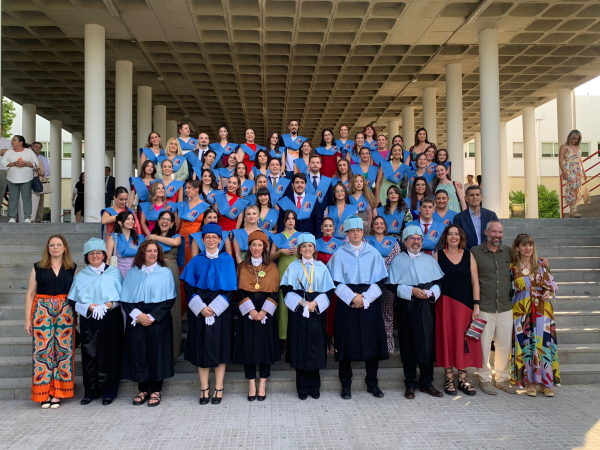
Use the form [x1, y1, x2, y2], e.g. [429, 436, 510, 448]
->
[432, 189, 457, 225]
[405, 198, 446, 255]
[326, 216, 389, 400]
[181, 224, 237, 405]
[281, 233, 335, 400]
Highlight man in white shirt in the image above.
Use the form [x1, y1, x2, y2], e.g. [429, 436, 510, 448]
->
[32, 142, 50, 222]
[306, 154, 332, 209]
[268, 158, 283, 186]
[186, 133, 212, 180]
[0, 125, 11, 207]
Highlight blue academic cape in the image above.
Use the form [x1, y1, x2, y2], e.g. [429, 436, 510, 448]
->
[154, 233, 185, 268]
[407, 169, 436, 185]
[139, 147, 165, 164]
[277, 193, 318, 221]
[269, 147, 286, 159]
[138, 202, 174, 223]
[180, 252, 237, 292]
[327, 204, 359, 239]
[213, 191, 248, 220]
[111, 233, 145, 258]
[315, 146, 340, 157]
[176, 200, 210, 223]
[129, 177, 159, 202]
[268, 178, 291, 204]
[281, 134, 307, 150]
[335, 139, 355, 157]
[376, 206, 406, 235]
[433, 209, 456, 226]
[326, 242, 387, 284]
[121, 265, 177, 304]
[210, 142, 239, 156]
[178, 136, 197, 151]
[271, 230, 301, 249]
[68, 265, 123, 305]
[380, 160, 410, 184]
[316, 237, 345, 255]
[281, 259, 335, 292]
[364, 140, 378, 151]
[240, 179, 255, 197]
[406, 220, 447, 251]
[190, 231, 226, 253]
[387, 251, 444, 286]
[350, 164, 378, 187]
[305, 175, 332, 204]
[365, 235, 398, 258]
[349, 195, 369, 213]
[157, 155, 186, 173]
[293, 158, 310, 175]
[258, 208, 279, 232]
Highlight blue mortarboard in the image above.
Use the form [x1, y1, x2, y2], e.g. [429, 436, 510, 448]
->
[402, 225, 424, 241]
[202, 223, 222, 238]
[296, 232, 315, 247]
[343, 215, 363, 232]
[83, 237, 107, 255]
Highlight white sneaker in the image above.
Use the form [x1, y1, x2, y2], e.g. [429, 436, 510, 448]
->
[24, 219, 31, 223]
[8, 218, 16, 223]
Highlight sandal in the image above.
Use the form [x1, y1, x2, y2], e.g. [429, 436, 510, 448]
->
[444, 368, 456, 396]
[148, 392, 161, 407]
[50, 398, 61, 409]
[457, 370, 476, 396]
[212, 388, 224, 405]
[526, 385, 537, 397]
[543, 386, 554, 397]
[199, 388, 210, 405]
[41, 398, 52, 409]
[133, 392, 149, 406]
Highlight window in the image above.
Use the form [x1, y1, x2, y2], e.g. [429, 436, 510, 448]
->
[37, 142, 49, 158]
[580, 142, 590, 158]
[542, 142, 559, 158]
[62, 142, 72, 158]
[468, 142, 475, 158]
[513, 142, 523, 158]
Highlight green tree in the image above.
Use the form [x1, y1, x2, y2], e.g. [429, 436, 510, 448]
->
[509, 185, 560, 218]
[2, 97, 17, 138]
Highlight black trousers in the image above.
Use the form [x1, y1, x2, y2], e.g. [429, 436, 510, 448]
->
[295, 369, 321, 396]
[339, 359, 379, 389]
[84, 382, 119, 400]
[244, 364, 271, 380]
[138, 380, 163, 393]
[403, 362, 434, 389]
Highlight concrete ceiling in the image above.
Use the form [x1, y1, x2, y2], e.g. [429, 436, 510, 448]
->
[3, 0, 600, 149]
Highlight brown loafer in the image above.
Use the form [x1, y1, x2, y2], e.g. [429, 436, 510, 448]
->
[419, 386, 444, 398]
[404, 387, 416, 399]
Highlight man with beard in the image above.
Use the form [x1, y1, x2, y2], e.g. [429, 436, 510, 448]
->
[279, 119, 307, 178]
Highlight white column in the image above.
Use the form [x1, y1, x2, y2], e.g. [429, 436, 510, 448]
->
[478, 28, 502, 213]
[523, 107, 538, 218]
[499, 121, 509, 219]
[474, 132, 482, 176]
[445, 63, 463, 183]
[115, 60, 133, 189]
[557, 88, 575, 145]
[71, 132, 82, 198]
[387, 120, 399, 139]
[402, 106, 415, 148]
[22, 104, 36, 143]
[49, 120, 62, 223]
[166, 119, 177, 142]
[137, 86, 152, 168]
[571, 89, 577, 129]
[153, 105, 167, 145]
[422, 87, 437, 143]
[84, 24, 105, 222]
[104, 151, 114, 171]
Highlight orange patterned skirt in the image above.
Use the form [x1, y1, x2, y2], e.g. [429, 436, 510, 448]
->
[31, 294, 75, 402]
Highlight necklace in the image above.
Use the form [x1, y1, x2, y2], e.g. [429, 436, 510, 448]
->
[520, 260, 531, 276]
[301, 261, 315, 293]
[252, 264, 266, 290]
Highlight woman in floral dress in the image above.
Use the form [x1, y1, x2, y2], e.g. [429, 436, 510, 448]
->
[558, 130, 586, 218]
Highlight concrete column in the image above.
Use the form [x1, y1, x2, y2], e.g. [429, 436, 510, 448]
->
[571, 89, 577, 129]
[153, 105, 167, 145]
[387, 120, 399, 139]
[523, 107, 538, 218]
[166, 119, 177, 142]
[557, 88, 575, 145]
[478, 28, 502, 213]
[71, 132, 82, 199]
[402, 106, 415, 148]
[422, 87, 437, 144]
[115, 60, 133, 189]
[104, 151, 114, 172]
[445, 63, 463, 183]
[499, 121, 509, 219]
[137, 86, 152, 169]
[49, 120, 62, 223]
[84, 23, 105, 222]
[22, 104, 36, 143]
[474, 132, 482, 176]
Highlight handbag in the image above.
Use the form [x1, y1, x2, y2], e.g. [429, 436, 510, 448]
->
[582, 184, 590, 204]
[464, 316, 487, 353]
[41, 181, 53, 194]
[109, 235, 119, 268]
[31, 176, 43, 193]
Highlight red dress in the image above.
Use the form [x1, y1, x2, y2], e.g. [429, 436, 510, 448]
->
[242, 143, 257, 171]
[317, 236, 337, 336]
[320, 152, 341, 178]
[218, 195, 240, 232]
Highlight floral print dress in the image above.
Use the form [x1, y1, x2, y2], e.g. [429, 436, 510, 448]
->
[509, 261, 560, 388]
[562, 146, 583, 209]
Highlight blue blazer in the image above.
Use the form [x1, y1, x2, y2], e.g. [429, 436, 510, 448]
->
[277, 191, 324, 239]
[453, 207, 499, 250]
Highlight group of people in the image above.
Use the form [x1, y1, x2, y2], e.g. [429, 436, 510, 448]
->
[24, 120, 563, 408]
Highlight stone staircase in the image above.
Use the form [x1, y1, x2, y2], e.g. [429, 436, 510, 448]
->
[0, 219, 599, 399]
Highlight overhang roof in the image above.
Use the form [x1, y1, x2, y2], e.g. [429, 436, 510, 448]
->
[3, 0, 600, 148]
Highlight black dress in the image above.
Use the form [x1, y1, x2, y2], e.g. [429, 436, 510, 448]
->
[34, 263, 77, 295]
[74, 181, 84, 214]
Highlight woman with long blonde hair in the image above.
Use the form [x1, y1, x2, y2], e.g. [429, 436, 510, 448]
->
[349, 174, 376, 235]
[157, 137, 189, 182]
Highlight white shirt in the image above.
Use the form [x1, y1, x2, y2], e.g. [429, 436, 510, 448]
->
[206, 250, 219, 259]
[90, 263, 106, 275]
[349, 242, 364, 257]
[294, 192, 305, 207]
[141, 262, 157, 273]
[419, 218, 433, 232]
[270, 174, 281, 185]
[251, 257, 263, 267]
[309, 172, 321, 186]
[302, 257, 314, 266]
[38, 154, 50, 177]
[1, 149, 38, 183]
[0, 138, 10, 171]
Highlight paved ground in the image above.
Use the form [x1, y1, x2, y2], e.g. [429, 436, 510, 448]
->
[1, 385, 599, 449]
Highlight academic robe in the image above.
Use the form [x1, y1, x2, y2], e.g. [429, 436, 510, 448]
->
[387, 251, 444, 365]
[120, 265, 177, 383]
[232, 262, 281, 366]
[326, 243, 389, 363]
[68, 265, 124, 398]
[281, 260, 334, 371]
[181, 252, 237, 368]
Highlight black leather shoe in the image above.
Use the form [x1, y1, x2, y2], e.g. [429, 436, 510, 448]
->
[340, 387, 352, 400]
[310, 392, 320, 399]
[248, 394, 257, 402]
[367, 386, 385, 398]
[404, 387, 416, 399]
[211, 389, 223, 405]
[80, 397, 93, 405]
[102, 398, 113, 406]
[199, 388, 210, 405]
[298, 394, 308, 400]
[419, 385, 444, 398]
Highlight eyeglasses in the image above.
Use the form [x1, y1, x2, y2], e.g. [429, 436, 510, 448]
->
[159, 217, 172, 222]
[87, 251, 104, 256]
[204, 235, 220, 240]
[408, 237, 423, 242]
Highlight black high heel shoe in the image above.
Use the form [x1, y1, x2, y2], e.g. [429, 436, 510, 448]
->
[257, 382, 267, 402]
[212, 388, 224, 405]
[248, 381, 257, 402]
[199, 388, 210, 405]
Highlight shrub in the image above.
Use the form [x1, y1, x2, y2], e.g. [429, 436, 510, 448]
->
[509, 186, 560, 218]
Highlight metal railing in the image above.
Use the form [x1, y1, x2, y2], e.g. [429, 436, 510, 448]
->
[560, 148, 600, 217]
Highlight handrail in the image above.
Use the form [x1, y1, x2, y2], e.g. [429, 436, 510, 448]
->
[560, 148, 600, 217]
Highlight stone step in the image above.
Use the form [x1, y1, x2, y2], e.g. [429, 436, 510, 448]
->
[0, 290, 27, 304]
[545, 258, 600, 270]
[0, 305, 26, 320]
[555, 326, 600, 344]
[503, 236, 600, 247]
[0, 243, 87, 255]
[551, 269, 600, 282]
[559, 344, 600, 365]
[556, 282, 600, 296]
[500, 218, 600, 227]
[0, 223, 101, 234]
[503, 227, 600, 237]
[0, 279, 31, 290]
[0, 232, 100, 244]
[540, 247, 600, 258]
[554, 311, 600, 326]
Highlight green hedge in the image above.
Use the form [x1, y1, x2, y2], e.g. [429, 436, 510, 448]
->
[509, 185, 560, 218]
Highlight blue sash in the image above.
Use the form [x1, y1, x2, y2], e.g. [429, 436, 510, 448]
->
[185, 151, 201, 169]
[258, 208, 279, 232]
[139, 147, 165, 163]
[403, 150, 411, 164]
[100, 207, 135, 238]
[381, 160, 409, 184]
[232, 229, 272, 252]
[129, 177, 158, 202]
[269, 178, 290, 204]
[178, 136, 197, 151]
[210, 142, 239, 156]
[305, 175, 332, 204]
[138, 202, 173, 222]
[349, 194, 369, 213]
[407, 169, 436, 184]
[270, 147, 286, 159]
[366, 235, 398, 258]
[189, 231, 225, 253]
[252, 167, 271, 179]
[330, 177, 349, 191]
[271, 230, 301, 249]
[444, 161, 451, 171]
[433, 209, 456, 226]
[245, 194, 257, 205]
[335, 139, 355, 157]
[192, 166, 220, 186]
[214, 192, 248, 220]
[327, 204, 359, 239]
[370, 151, 386, 167]
[112, 233, 145, 258]
[315, 145, 340, 156]
[162, 180, 184, 200]
[218, 167, 235, 180]
[202, 189, 219, 205]
[365, 140, 378, 151]
[350, 164, 378, 187]
[348, 151, 361, 164]
[293, 158, 310, 175]
[155, 233, 185, 267]
[157, 155, 185, 173]
[282, 134, 306, 150]
[405, 221, 446, 251]
[241, 144, 265, 161]
[316, 237, 344, 255]
[376, 206, 406, 235]
[240, 179, 255, 197]
[206, 145, 224, 165]
[176, 200, 210, 222]
[405, 197, 420, 218]
[277, 193, 318, 221]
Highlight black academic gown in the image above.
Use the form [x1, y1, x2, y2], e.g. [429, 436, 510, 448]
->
[334, 282, 389, 363]
[184, 284, 233, 368]
[282, 287, 332, 372]
[232, 289, 281, 366]
[121, 300, 175, 383]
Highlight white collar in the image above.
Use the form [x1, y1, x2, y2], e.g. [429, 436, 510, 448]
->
[302, 257, 314, 265]
[294, 192, 304, 199]
[251, 257, 263, 267]
[407, 250, 421, 259]
[206, 249, 219, 259]
[141, 262, 158, 273]
[310, 172, 320, 178]
[420, 218, 433, 226]
[349, 242, 364, 252]
[90, 263, 106, 275]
